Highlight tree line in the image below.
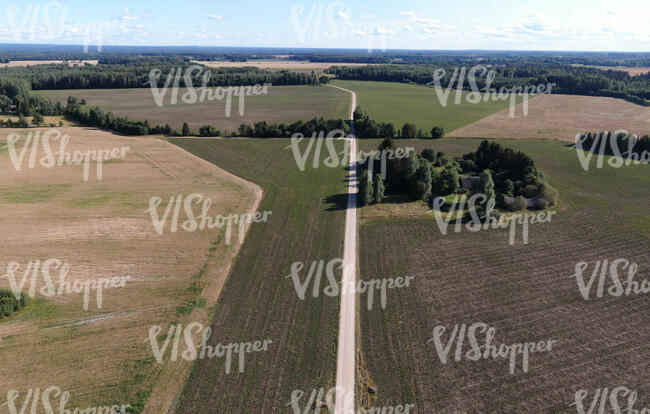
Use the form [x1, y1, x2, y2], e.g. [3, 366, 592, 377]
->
[0, 62, 322, 90]
[327, 64, 650, 106]
[577, 131, 650, 158]
[353, 106, 444, 139]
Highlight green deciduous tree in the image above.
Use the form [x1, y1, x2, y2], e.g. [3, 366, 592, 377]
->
[358, 170, 374, 206]
[411, 158, 432, 201]
[431, 126, 445, 139]
[373, 174, 385, 203]
[477, 169, 495, 200]
[182, 122, 191, 136]
[421, 148, 436, 162]
[401, 123, 417, 138]
[440, 166, 459, 195]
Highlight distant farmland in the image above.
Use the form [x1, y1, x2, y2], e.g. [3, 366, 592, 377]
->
[449, 94, 650, 141]
[35, 85, 350, 132]
[571, 64, 650, 76]
[194, 59, 373, 73]
[331, 80, 528, 133]
[356, 138, 650, 413]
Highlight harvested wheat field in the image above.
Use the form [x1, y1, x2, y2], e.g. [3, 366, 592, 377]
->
[449, 94, 650, 141]
[613, 67, 650, 76]
[580, 66, 650, 76]
[0, 127, 261, 412]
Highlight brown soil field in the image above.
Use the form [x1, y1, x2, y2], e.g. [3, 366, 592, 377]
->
[449, 94, 650, 141]
[0, 60, 98, 67]
[577, 66, 650, 76]
[616, 67, 650, 76]
[356, 138, 650, 413]
[0, 127, 260, 412]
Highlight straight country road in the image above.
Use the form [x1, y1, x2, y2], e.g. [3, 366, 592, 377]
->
[328, 84, 358, 414]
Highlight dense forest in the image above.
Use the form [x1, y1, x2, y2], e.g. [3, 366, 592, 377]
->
[327, 64, 650, 105]
[0, 61, 320, 90]
[295, 51, 650, 67]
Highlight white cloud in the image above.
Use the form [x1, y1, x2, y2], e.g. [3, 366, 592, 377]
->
[117, 8, 152, 21]
[398, 11, 447, 34]
[208, 14, 222, 20]
[399, 11, 416, 19]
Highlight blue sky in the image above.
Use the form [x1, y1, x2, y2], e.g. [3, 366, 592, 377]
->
[0, 0, 648, 51]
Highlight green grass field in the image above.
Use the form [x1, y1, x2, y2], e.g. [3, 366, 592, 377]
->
[355, 138, 650, 412]
[332, 80, 529, 134]
[35, 85, 350, 132]
[168, 138, 348, 412]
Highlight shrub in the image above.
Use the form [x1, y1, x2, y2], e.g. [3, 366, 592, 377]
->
[532, 197, 549, 210]
[199, 125, 219, 137]
[0, 289, 29, 320]
[32, 112, 44, 126]
[17, 115, 29, 128]
[510, 196, 528, 211]
[538, 183, 559, 207]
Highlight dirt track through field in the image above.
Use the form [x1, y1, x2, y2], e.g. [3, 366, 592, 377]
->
[330, 84, 359, 414]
